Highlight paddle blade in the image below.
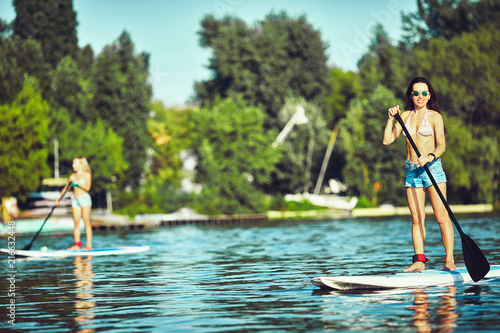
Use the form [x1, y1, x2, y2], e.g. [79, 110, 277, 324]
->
[22, 243, 33, 251]
[461, 233, 490, 282]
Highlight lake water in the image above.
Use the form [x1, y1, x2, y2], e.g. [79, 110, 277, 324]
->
[3, 213, 500, 332]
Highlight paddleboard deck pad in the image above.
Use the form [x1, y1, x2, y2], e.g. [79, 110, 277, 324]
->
[0, 245, 150, 258]
[312, 264, 500, 290]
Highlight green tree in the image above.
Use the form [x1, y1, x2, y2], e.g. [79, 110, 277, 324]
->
[55, 118, 128, 194]
[0, 37, 48, 105]
[76, 44, 94, 79]
[196, 11, 330, 130]
[0, 76, 50, 198]
[90, 31, 152, 187]
[114, 101, 197, 216]
[358, 24, 412, 99]
[443, 115, 500, 204]
[117, 102, 200, 216]
[13, 0, 78, 68]
[190, 97, 280, 214]
[402, 0, 500, 46]
[0, 18, 13, 41]
[147, 101, 196, 186]
[326, 68, 364, 126]
[114, 177, 193, 216]
[338, 85, 406, 206]
[44, 92, 129, 197]
[411, 24, 500, 126]
[49, 55, 90, 122]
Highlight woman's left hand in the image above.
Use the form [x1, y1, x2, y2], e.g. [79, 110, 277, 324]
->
[418, 154, 432, 167]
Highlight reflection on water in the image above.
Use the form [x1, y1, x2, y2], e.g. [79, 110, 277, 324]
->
[73, 256, 95, 333]
[314, 285, 460, 332]
[410, 286, 457, 333]
[2, 215, 500, 332]
[436, 286, 458, 332]
[411, 289, 431, 332]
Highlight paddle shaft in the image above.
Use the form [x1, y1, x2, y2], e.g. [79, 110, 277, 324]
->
[23, 181, 72, 250]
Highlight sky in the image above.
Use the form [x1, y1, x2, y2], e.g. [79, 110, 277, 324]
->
[1, 0, 418, 106]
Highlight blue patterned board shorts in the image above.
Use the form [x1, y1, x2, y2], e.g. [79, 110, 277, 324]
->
[72, 193, 92, 208]
[405, 158, 447, 188]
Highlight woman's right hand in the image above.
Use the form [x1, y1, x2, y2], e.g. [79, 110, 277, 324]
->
[388, 105, 400, 119]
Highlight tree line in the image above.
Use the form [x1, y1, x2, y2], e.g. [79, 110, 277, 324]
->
[1, 0, 499, 215]
[1, 0, 149, 207]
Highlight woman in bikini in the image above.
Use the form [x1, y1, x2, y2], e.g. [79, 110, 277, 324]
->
[383, 77, 455, 272]
[56, 157, 93, 250]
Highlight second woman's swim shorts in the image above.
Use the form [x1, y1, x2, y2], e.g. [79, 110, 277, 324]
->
[72, 193, 92, 208]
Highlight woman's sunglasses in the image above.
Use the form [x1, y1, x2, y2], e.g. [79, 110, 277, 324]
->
[412, 90, 429, 97]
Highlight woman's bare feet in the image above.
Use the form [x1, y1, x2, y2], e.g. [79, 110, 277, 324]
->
[68, 245, 81, 250]
[81, 245, 92, 251]
[403, 261, 425, 272]
[442, 262, 456, 271]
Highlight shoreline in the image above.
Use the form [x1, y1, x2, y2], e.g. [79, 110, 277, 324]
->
[1, 204, 496, 235]
[351, 203, 494, 217]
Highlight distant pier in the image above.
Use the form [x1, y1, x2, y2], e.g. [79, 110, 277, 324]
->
[89, 213, 270, 232]
[158, 213, 268, 227]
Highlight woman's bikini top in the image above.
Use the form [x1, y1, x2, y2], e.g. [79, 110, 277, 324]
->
[402, 109, 434, 137]
[72, 179, 87, 188]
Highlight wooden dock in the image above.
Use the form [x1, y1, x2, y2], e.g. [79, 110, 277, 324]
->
[158, 213, 268, 227]
[90, 213, 269, 231]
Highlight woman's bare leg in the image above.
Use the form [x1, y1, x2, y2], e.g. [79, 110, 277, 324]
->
[81, 206, 92, 250]
[427, 183, 455, 270]
[403, 187, 427, 272]
[68, 208, 82, 250]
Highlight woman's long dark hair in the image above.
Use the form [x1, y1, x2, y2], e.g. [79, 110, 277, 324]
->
[405, 77, 440, 112]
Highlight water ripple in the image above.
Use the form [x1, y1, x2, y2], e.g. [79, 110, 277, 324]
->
[2, 215, 500, 332]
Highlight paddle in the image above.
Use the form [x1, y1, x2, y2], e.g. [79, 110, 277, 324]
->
[22, 181, 72, 251]
[394, 112, 490, 282]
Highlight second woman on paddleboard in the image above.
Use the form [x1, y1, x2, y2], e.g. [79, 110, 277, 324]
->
[56, 157, 93, 250]
[383, 77, 455, 272]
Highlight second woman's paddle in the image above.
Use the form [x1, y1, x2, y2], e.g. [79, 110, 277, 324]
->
[23, 181, 72, 251]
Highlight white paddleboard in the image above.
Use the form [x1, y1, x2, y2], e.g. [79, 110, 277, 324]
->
[1, 245, 150, 258]
[312, 264, 500, 290]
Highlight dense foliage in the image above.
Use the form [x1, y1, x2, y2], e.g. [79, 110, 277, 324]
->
[196, 12, 330, 130]
[1, 0, 499, 214]
[190, 97, 281, 214]
[338, 86, 407, 206]
[1, 2, 151, 205]
[196, 12, 332, 195]
[13, 0, 78, 68]
[0, 77, 50, 198]
[401, 0, 500, 45]
[90, 32, 152, 187]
